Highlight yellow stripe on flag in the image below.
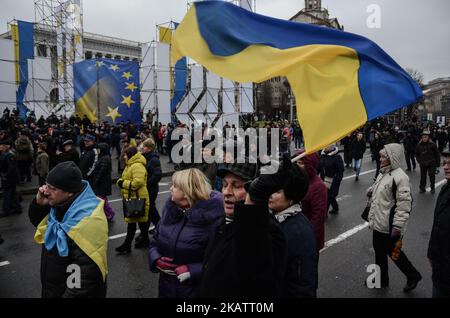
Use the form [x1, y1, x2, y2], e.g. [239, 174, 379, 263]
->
[11, 24, 20, 84]
[159, 26, 172, 44]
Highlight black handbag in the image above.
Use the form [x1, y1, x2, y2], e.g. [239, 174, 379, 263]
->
[123, 183, 146, 218]
[361, 201, 370, 222]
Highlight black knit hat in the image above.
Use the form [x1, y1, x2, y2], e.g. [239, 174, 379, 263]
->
[281, 165, 310, 203]
[46, 161, 83, 193]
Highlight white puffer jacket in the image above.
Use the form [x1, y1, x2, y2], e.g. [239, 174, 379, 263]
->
[368, 144, 412, 234]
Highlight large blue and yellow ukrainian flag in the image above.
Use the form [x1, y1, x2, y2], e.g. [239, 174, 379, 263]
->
[74, 58, 141, 125]
[172, 1, 423, 153]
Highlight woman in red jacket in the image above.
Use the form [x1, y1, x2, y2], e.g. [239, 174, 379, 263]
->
[293, 150, 328, 251]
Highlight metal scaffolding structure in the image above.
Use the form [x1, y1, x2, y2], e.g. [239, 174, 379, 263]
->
[140, 1, 256, 128]
[34, 0, 83, 114]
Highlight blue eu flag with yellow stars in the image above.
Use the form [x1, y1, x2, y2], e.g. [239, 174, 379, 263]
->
[74, 58, 141, 125]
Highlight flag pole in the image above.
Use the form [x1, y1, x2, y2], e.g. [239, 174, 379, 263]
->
[291, 151, 307, 163]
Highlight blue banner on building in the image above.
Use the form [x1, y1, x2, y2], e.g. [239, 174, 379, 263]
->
[14, 21, 35, 120]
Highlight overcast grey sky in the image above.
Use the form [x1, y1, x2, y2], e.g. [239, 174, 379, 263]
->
[1, 0, 449, 83]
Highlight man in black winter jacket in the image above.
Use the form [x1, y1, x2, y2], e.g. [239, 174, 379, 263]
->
[57, 139, 80, 166]
[0, 139, 21, 217]
[91, 143, 114, 221]
[320, 145, 344, 214]
[79, 134, 98, 187]
[428, 151, 450, 297]
[403, 131, 419, 171]
[28, 162, 108, 298]
[416, 130, 440, 193]
[199, 161, 287, 298]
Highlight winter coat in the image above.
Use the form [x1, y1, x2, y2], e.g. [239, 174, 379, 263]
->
[370, 138, 385, 161]
[92, 143, 112, 196]
[35, 151, 49, 179]
[79, 145, 99, 185]
[301, 153, 328, 250]
[428, 181, 450, 292]
[368, 144, 412, 234]
[320, 147, 344, 198]
[0, 151, 18, 187]
[276, 205, 318, 298]
[415, 141, 440, 167]
[143, 151, 162, 198]
[350, 138, 366, 160]
[15, 135, 33, 161]
[148, 191, 224, 298]
[341, 136, 352, 164]
[403, 135, 419, 153]
[199, 203, 287, 298]
[57, 148, 80, 166]
[437, 131, 447, 148]
[28, 182, 108, 298]
[118, 152, 150, 223]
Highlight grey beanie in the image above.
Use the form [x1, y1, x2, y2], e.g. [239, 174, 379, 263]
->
[46, 161, 83, 193]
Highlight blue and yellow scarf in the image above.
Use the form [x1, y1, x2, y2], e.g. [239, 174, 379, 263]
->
[34, 180, 108, 281]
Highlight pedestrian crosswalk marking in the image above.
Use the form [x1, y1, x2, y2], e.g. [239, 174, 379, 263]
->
[426, 179, 446, 192]
[109, 230, 140, 240]
[0, 261, 11, 267]
[336, 195, 352, 202]
[321, 178, 447, 253]
[343, 169, 376, 181]
[321, 223, 370, 253]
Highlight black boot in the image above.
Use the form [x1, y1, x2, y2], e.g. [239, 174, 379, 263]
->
[135, 235, 150, 249]
[403, 274, 422, 293]
[135, 233, 143, 243]
[115, 242, 131, 254]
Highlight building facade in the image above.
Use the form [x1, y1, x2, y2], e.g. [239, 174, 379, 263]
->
[0, 23, 141, 79]
[423, 77, 450, 119]
[0, 23, 142, 116]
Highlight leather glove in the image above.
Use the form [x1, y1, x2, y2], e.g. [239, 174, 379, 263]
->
[155, 257, 178, 275]
[174, 265, 191, 283]
[117, 179, 124, 188]
[366, 186, 373, 198]
[246, 175, 282, 206]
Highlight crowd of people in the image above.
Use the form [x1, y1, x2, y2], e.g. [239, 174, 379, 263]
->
[1, 107, 450, 298]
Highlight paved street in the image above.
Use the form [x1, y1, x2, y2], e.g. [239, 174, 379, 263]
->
[0, 150, 443, 298]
